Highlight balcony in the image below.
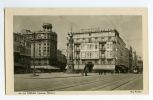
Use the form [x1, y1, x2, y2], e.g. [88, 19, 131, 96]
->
[75, 49, 80, 52]
[75, 57, 80, 60]
[74, 42, 81, 45]
[99, 41, 106, 44]
[99, 48, 106, 51]
[99, 56, 105, 59]
[112, 40, 116, 43]
[106, 56, 115, 59]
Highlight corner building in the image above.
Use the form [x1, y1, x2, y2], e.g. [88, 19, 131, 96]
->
[25, 23, 58, 71]
[69, 29, 126, 72]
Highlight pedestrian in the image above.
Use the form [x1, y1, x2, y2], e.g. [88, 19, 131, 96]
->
[104, 70, 106, 75]
[82, 70, 84, 76]
[63, 65, 68, 74]
[49, 70, 51, 74]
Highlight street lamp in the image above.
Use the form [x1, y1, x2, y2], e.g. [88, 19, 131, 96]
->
[66, 32, 75, 74]
[76, 48, 80, 73]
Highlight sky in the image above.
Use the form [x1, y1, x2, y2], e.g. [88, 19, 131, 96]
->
[13, 15, 142, 59]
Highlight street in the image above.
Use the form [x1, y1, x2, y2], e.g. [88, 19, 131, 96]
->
[14, 73, 143, 91]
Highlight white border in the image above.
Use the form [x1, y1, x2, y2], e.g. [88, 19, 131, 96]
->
[1, 0, 153, 100]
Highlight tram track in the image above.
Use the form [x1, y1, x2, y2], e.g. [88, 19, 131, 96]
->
[87, 75, 142, 91]
[15, 74, 142, 91]
[55, 74, 141, 91]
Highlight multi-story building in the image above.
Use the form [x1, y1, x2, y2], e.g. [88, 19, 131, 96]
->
[125, 48, 129, 68]
[129, 46, 133, 71]
[132, 51, 139, 71]
[57, 50, 67, 71]
[67, 28, 126, 72]
[13, 33, 31, 74]
[125, 46, 133, 71]
[137, 56, 143, 73]
[24, 23, 59, 71]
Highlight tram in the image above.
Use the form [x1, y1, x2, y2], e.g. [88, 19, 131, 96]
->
[115, 65, 129, 73]
[133, 66, 140, 74]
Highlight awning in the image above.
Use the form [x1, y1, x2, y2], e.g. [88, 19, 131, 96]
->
[93, 65, 115, 70]
[31, 66, 46, 69]
[14, 63, 25, 67]
[31, 65, 60, 69]
[74, 65, 85, 70]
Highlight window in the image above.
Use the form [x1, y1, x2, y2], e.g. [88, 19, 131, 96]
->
[89, 38, 91, 43]
[110, 51, 112, 57]
[38, 60, 41, 65]
[77, 39, 79, 42]
[107, 44, 109, 49]
[102, 38, 104, 41]
[95, 38, 98, 42]
[101, 60, 105, 64]
[107, 51, 109, 57]
[110, 44, 112, 49]
[108, 37, 111, 41]
[108, 60, 111, 64]
[82, 39, 84, 43]
[95, 60, 98, 64]
[95, 44, 97, 49]
[89, 33, 91, 36]
[82, 60, 85, 64]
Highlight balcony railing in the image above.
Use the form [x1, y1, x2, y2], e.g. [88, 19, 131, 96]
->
[99, 55, 105, 59]
[75, 49, 80, 52]
[99, 48, 106, 51]
[106, 56, 115, 59]
[74, 42, 81, 45]
[99, 41, 106, 44]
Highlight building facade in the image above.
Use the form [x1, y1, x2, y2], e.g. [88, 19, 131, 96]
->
[125, 48, 129, 68]
[24, 23, 59, 71]
[13, 33, 31, 74]
[57, 50, 67, 71]
[129, 46, 133, 71]
[67, 29, 126, 72]
[125, 46, 133, 71]
[132, 51, 136, 69]
[138, 56, 143, 73]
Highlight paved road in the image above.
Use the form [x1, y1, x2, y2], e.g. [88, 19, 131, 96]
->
[14, 73, 143, 91]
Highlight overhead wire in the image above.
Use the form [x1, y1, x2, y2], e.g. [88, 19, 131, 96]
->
[105, 15, 142, 51]
[59, 16, 82, 29]
[60, 15, 141, 52]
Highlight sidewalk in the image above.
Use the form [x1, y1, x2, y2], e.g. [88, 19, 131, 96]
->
[14, 72, 99, 79]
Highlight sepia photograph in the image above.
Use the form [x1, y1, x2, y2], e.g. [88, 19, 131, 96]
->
[5, 8, 148, 95]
